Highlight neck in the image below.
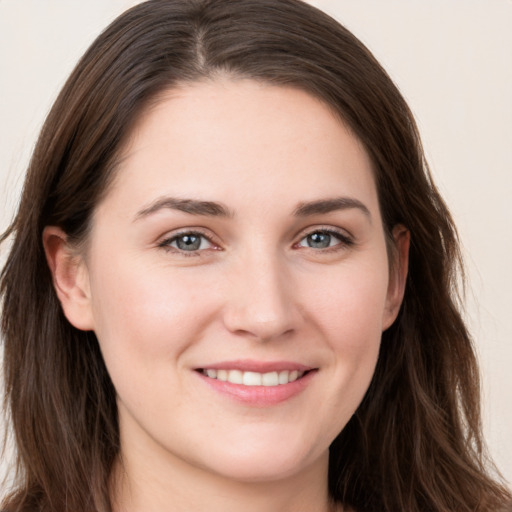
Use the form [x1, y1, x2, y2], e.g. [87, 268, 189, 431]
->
[111, 446, 339, 512]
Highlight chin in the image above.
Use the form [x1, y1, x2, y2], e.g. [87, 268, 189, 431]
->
[195, 434, 326, 483]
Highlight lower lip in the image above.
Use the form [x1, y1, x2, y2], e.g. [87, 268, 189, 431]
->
[196, 370, 317, 407]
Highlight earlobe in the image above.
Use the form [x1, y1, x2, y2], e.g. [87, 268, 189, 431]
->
[382, 224, 410, 330]
[42, 226, 95, 331]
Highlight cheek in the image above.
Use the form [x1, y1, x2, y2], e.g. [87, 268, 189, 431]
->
[87, 255, 219, 368]
[302, 260, 388, 405]
[308, 260, 390, 344]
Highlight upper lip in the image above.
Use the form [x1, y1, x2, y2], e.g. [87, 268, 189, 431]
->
[195, 359, 315, 373]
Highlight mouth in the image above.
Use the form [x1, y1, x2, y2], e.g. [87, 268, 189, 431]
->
[194, 360, 317, 405]
[196, 368, 311, 387]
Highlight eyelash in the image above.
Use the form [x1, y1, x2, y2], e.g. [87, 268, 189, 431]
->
[158, 227, 354, 256]
[294, 227, 354, 252]
[158, 229, 219, 257]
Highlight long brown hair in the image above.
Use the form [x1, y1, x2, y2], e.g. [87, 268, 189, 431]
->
[1, 1, 510, 510]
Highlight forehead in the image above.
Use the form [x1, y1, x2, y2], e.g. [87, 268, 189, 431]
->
[101, 79, 379, 218]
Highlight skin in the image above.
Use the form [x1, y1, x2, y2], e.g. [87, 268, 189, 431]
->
[44, 79, 409, 512]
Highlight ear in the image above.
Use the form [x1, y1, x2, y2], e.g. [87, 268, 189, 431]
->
[43, 226, 95, 331]
[382, 224, 410, 331]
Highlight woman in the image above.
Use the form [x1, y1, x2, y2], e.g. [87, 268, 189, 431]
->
[1, 0, 510, 511]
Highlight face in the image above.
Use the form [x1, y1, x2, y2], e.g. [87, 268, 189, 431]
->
[57, 79, 407, 484]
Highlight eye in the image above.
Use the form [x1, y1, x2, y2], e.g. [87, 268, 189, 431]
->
[160, 231, 215, 252]
[297, 229, 352, 250]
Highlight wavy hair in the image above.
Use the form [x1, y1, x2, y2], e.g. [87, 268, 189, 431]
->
[1, 1, 510, 510]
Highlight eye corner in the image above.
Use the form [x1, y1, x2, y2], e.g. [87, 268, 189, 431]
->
[157, 229, 222, 256]
[294, 227, 355, 252]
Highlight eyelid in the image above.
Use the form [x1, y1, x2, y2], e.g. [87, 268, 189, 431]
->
[157, 227, 222, 253]
[293, 225, 355, 249]
[156, 224, 354, 254]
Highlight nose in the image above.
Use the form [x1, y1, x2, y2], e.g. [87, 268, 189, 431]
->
[222, 249, 301, 342]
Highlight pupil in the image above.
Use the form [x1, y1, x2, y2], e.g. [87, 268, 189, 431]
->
[308, 232, 330, 248]
[177, 235, 201, 251]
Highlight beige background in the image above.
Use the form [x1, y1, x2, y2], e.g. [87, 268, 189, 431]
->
[1, 0, 511, 489]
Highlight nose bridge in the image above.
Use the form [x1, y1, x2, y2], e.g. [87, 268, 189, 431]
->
[223, 243, 298, 341]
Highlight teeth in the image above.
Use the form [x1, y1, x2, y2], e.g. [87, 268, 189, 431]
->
[243, 371, 262, 386]
[262, 371, 279, 386]
[201, 368, 306, 386]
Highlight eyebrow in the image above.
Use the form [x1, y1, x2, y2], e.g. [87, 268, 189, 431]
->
[293, 197, 372, 220]
[134, 195, 371, 222]
[135, 197, 233, 220]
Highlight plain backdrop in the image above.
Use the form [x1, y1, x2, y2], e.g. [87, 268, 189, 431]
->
[1, 0, 511, 489]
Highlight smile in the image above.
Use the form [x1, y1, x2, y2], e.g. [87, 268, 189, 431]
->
[198, 369, 306, 386]
[195, 363, 316, 406]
